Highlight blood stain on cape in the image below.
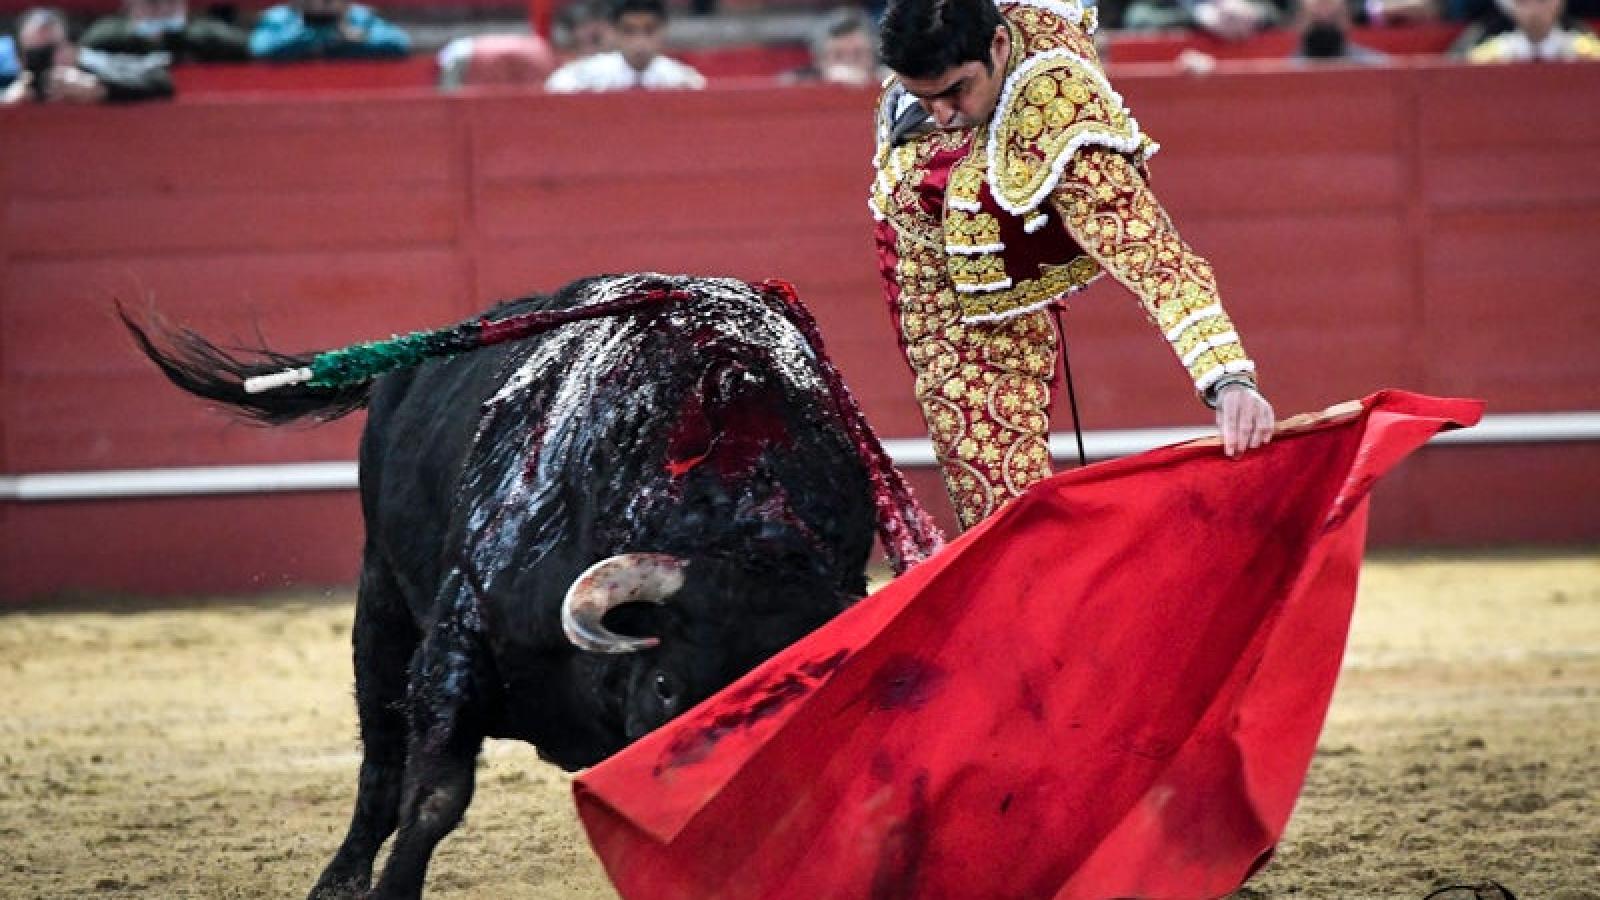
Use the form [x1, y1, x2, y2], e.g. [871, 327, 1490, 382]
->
[654, 648, 852, 773]
[870, 655, 946, 712]
[869, 770, 932, 900]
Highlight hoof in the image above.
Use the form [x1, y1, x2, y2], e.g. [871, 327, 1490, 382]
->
[307, 876, 369, 900]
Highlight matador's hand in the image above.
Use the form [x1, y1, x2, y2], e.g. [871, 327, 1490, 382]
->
[1216, 383, 1274, 458]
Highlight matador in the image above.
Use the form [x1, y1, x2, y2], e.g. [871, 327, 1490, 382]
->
[871, 0, 1276, 527]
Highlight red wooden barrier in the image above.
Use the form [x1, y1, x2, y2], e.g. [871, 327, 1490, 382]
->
[170, 57, 441, 94]
[2, 62, 1596, 600]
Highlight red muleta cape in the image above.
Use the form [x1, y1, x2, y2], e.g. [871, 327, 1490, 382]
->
[574, 390, 1482, 900]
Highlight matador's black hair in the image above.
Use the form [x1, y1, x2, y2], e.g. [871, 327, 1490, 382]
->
[879, 0, 1005, 80]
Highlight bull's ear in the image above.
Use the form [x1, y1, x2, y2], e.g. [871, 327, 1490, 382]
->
[562, 554, 687, 654]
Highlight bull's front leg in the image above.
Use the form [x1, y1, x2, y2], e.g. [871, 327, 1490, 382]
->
[367, 604, 496, 900]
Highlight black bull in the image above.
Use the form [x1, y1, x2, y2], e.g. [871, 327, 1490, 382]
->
[126, 274, 939, 900]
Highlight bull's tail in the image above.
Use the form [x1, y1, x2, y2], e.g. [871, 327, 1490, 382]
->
[119, 304, 372, 426]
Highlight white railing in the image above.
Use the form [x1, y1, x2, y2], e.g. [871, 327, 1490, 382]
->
[2, 412, 1596, 502]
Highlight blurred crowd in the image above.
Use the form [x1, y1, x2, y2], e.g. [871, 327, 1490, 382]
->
[1117, 0, 1598, 56]
[1, 0, 413, 102]
[1138, 0, 1600, 67]
[1, 0, 1595, 105]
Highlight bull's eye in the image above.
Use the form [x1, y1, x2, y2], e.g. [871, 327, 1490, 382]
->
[654, 672, 679, 704]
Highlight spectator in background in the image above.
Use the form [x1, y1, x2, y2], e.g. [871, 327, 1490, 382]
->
[81, 0, 250, 62]
[786, 7, 883, 86]
[1089, 0, 1130, 28]
[250, 0, 411, 60]
[1360, 0, 1440, 24]
[2, 6, 173, 103]
[1192, 0, 1283, 35]
[438, 34, 556, 90]
[1449, 0, 1514, 46]
[0, 35, 19, 86]
[1293, 0, 1388, 60]
[1449, 0, 1597, 24]
[554, 0, 616, 58]
[1122, 0, 1283, 40]
[1467, 0, 1600, 58]
[544, 0, 704, 92]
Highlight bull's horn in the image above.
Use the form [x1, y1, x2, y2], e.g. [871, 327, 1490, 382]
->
[561, 553, 687, 654]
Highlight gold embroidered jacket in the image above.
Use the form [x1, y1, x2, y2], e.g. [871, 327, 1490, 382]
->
[870, 0, 1258, 399]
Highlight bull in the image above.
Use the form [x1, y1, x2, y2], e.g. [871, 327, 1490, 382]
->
[126, 274, 937, 900]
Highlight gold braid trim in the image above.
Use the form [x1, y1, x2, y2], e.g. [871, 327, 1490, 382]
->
[1050, 147, 1256, 396]
[958, 257, 1100, 322]
[987, 44, 1152, 217]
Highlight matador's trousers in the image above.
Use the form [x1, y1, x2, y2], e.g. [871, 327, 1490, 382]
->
[894, 287, 1059, 529]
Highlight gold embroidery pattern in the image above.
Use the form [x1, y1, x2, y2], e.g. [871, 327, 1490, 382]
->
[944, 126, 1102, 320]
[991, 55, 1140, 214]
[872, 126, 967, 251]
[879, 133, 1059, 528]
[948, 254, 1010, 290]
[1081, 4, 1099, 34]
[945, 209, 1002, 250]
[871, 141, 926, 223]
[908, 303, 1058, 528]
[1006, 6, 1099, 59]
[944, 140, 1012, 295]
[948, 163, 986, 208]
[958, 256, 1099, 320]
[1051, 148, 1255, 393]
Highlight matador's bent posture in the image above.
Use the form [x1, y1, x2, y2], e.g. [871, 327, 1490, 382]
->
[871, 0, 1276, 527]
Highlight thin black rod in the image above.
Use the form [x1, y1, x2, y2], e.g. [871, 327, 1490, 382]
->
[1051, 307, 1087, 468]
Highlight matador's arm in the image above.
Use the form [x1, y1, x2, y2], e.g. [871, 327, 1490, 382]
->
[1048, 147, 1258, 407]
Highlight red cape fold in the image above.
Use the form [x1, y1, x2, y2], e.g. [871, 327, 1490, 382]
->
[573, 390, 1483, 900]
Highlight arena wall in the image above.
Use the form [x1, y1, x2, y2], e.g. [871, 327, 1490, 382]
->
[2, 61, 1596, 600]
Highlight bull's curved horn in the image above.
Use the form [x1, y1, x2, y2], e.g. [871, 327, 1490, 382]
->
[561, 553, 687, 654]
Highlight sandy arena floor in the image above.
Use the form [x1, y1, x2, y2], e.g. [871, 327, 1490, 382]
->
[2, 551, 1597, 899]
